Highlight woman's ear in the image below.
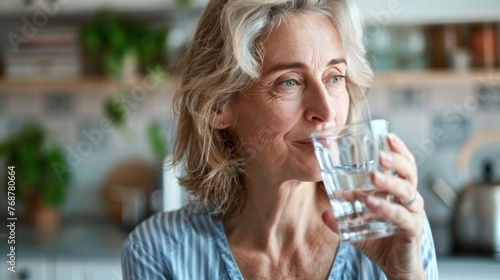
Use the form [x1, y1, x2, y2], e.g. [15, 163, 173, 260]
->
[209, 103, 233, 129]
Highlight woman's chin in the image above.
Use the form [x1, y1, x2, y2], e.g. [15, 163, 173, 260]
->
[297, 169, 323, 182]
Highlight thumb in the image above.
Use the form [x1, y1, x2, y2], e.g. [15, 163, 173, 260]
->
[322, 210, 338, 234]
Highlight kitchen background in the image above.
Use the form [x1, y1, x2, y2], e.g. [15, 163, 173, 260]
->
[0, 0, 499, 279]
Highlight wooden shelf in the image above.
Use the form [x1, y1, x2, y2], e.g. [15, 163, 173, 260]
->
[0, 76, 175, 92]
[1, 70, 499, 92]
[0, 77, 115, 91]
[372, 69, 500, 87]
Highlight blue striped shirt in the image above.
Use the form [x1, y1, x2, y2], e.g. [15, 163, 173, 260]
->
[122, 204, 438, 279]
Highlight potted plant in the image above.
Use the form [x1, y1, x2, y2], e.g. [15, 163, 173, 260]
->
[81, 10, 169, 137]
[0, 123, 70, 231]
[80, 10, 168, 81]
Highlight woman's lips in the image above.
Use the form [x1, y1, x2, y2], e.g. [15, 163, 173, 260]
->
[296, 139, 314, 148]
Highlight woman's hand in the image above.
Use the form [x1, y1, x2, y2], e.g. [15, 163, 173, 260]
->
[322, 133, 426, 279]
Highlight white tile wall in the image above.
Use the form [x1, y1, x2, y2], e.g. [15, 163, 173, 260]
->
[77, 91, 113, 117]
[7, 90, 42, 116]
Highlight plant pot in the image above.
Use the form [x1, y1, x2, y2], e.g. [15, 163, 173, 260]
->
[25, 195, 60, 232]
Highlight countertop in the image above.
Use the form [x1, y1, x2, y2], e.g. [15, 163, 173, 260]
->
[0, 215, 127, 259]
[437, 256, 500, 280]
[0, 216, 126, 280]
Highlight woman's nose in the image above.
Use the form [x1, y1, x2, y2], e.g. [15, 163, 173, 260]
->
[304, 81, 338, 124]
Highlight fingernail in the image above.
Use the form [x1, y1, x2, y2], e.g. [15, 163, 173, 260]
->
[388, 133, 398, 144]
[380, 151, 393, 163]
[374, 171, 386, 183]
[367, 196, 381, 207]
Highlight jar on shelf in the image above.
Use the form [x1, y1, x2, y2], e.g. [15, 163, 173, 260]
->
[470, 22, 498, 69]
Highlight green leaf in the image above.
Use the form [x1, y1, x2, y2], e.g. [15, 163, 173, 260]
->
[104, 97, 126, 127]
[103, 53, 124, 80]
[81, 26, 101, 51]
[176, 0, 192, 7]
[147, 121, 167, 160]
[42, 146, 69, 206]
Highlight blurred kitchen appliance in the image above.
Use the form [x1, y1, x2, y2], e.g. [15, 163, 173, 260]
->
[101, 160, 155, 232]
[453, 160, 500, 255]
[453, 129, 500, 255]
[431, 129, 500, 256]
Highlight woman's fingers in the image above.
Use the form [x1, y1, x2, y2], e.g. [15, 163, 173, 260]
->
[388, 133, 416, 165]
[379, 133, 418, 187]
[376, 133, 421, 211]
[379, 151, 417, 184]
[321, 210, 338, 234]
[365, 194, 424, 232]
[371, 171, 419, 211]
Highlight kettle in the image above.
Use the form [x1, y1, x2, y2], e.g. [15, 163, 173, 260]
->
[431, 129, 500, 255]
[452, 160, 500, 254]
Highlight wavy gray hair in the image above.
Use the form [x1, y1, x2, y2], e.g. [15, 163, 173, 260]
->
[172, 0, 373, 218]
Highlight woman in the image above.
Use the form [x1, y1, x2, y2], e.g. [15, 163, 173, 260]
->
[122, 0, 438, 279]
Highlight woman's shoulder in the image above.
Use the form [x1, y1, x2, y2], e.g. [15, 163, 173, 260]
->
[125, 203, 218, 254]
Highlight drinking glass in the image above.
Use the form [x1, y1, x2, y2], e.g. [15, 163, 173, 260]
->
[311, 119, 399, 242]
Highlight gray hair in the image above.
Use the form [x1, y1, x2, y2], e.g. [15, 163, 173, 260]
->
[172, 0, 373, 218]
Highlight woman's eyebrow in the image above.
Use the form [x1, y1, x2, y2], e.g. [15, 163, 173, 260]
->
[264, 58, 346, 75]
[327, 58, 346, 66]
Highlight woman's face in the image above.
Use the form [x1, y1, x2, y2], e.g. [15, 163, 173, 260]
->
[228, 13, 349, 183]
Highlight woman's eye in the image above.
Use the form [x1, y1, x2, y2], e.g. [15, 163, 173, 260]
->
[329, 75, 345, 84]
[279, 79, 297, 87]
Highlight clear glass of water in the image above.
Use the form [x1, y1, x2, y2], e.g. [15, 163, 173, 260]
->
[311, 119, 399, 242]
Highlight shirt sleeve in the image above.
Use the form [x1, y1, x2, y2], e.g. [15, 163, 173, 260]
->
[421, 217, 439, 279]
[121, 238, 172, 280]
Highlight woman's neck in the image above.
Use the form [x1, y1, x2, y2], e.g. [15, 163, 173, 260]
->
[222, 179, 331, 251]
